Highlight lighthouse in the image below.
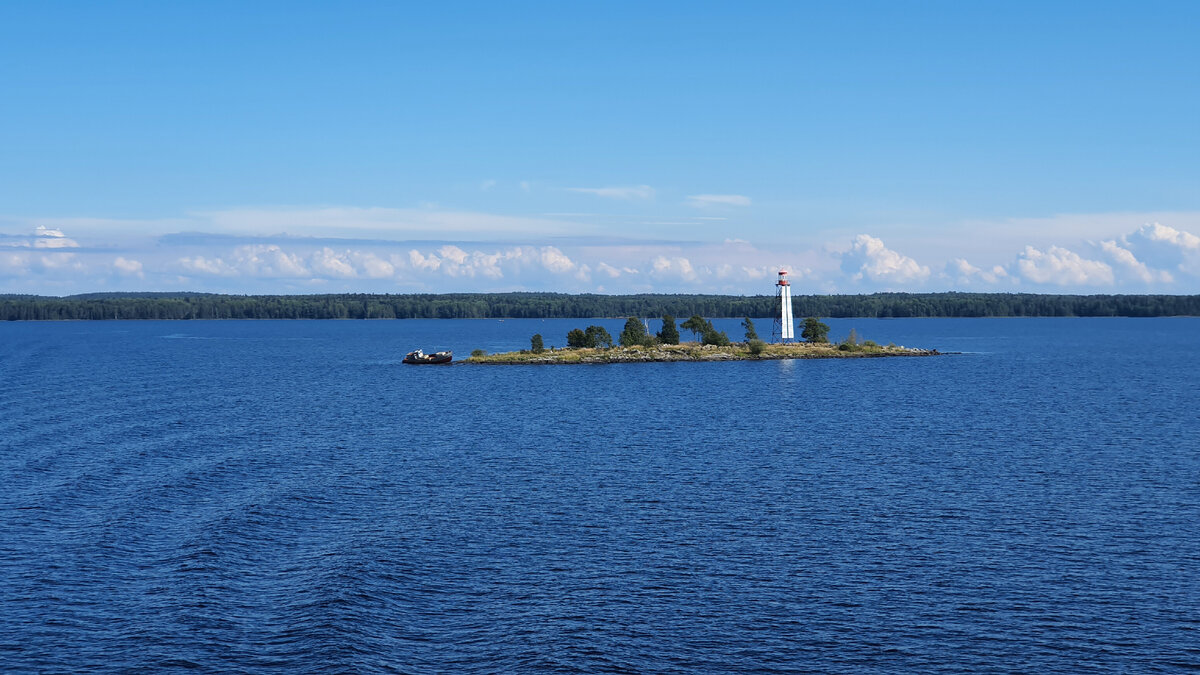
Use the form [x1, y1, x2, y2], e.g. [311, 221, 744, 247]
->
[773, 269, 795, 342]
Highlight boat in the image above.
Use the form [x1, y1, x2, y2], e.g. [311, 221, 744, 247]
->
[403, 349, 453, 365]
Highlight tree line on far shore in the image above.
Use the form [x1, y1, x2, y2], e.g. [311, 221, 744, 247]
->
[2, 291, 1200, 321]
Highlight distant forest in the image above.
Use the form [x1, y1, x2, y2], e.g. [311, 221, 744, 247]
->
[2, 292, 1199, 320]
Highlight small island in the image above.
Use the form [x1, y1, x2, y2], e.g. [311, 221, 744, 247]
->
[467, 315, 940, 364]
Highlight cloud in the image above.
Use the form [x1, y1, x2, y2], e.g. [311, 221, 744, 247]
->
[538, 246, 575, 273]
[686, 194, 751, 208]
[841, 235, 930, 284]
[0, 251, 28, 276]
[1016, 245, 1113, 286]
[566, 185, 655, 200]
[178, 245, 309, 278]
[480, 179, 497, 191]
[194, 206, 583, 239]
[34, 226, 81, 248]
[309, 247, 357, 279]
[946, 258, 1008, 285]
[355, 253, 397, 279]
[408, 249, 441, 272]
[1, 225, 82, 249]
[595, 262, 622, 278]
[650, 255, 698, 282]
[8, 207, 1200, 295]
[1126, 222, 1199, 250]
[1098, 240, 1171, 284]
[113, 257, 144, 277]
[1121, 222, 1200, 277]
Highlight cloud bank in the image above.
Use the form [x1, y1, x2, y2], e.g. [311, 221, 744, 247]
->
[3, 210, 1200, 295]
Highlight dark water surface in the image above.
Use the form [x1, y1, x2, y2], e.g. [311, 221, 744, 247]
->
[2, 318, 1198, 673]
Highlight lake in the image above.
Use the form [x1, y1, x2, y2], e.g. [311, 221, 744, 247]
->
[1, 317, 1198, 672]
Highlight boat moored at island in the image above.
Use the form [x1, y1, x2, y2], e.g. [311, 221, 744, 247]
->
[403, 349, 453, 364]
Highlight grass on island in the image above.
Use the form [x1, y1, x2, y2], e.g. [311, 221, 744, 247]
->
[466, 340, 932, 364]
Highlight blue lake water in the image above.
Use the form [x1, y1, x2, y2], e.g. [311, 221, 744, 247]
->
[1, 317, 1198, 673]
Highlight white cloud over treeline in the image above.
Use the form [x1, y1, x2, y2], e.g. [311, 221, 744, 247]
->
[3, 218, 1200, 295]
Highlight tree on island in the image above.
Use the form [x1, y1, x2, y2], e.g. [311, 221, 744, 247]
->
[530, 333, 544, 353]
[657, 314, 680, 345]
[680, 315, 707, 342]
[566, 328, 588, 348]
[741, 317, 759, 342]
[701, 324, 731, 346]
[801, 317, 831, 343]
[585, 325, 613, 349]
[619, 317, 655, 347]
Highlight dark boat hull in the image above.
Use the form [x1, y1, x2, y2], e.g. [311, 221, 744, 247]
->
[403, 351, 453, 364]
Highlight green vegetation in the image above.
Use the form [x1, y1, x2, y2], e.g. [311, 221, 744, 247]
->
[567, 325, 613, 349]
[619, 317, 655, 347]
[1, 291, 1198, 321]
[657, 314, 680, 345]
[742, 317, 759, 341]
[530, 334, 544, 353]
[748, 339, 766, 355]
[678, 314, 731, 346]
[470, 349, 487, 357]
[586, 325, 613, 348]
[680, 315, 707, 340]
[701, 324, 731, 346]
[802, 317, 831, 343]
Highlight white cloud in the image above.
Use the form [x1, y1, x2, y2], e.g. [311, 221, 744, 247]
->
[1130, 222, 1200, 250]
[309, 248, 356, 278]
[178, 245, 310, 278]
[1121, 222, 1200, 277]
[650, 255, 697, 282]
[566, 185, 655, 200]
[947, 258, 1008, 285]
[0, 225, 82, 249]
[0, 252, 28, 276]
[1098, 240, 1171, 284]
[36, 252, 82, 270]
[355, 253, 396, 279]
[686, 194, 751, 208]
[8, 207, 1200, 294]
[239, 245, 308, 278]
[480, 179, 497, 191]
[178, 255, 228, 276]
[841, 234, 930, 284]
[538, 246, 575, 274]
[34, 226, 80, 248]
[407, 250, 439, 272]
[596, 262, 623, 278]
[1016, 245, 1113, 286]
[438, 245, 470, 266]
[193, 206, 583, 239]
[113, 257, 144, 277]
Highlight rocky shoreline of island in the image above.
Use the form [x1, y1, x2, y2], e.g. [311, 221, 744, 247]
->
[466, 342, 940, 364]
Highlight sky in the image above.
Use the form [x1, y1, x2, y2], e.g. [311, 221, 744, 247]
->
[2, 1, 1199, 295]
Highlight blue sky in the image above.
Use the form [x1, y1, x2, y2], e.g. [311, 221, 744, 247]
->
[2, 1, 1199, 294]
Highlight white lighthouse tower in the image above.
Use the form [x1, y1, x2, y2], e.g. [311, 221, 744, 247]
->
[772, 269, 795, 342]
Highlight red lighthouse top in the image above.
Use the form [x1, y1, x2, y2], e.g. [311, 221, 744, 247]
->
[777, 269, 790, 286]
